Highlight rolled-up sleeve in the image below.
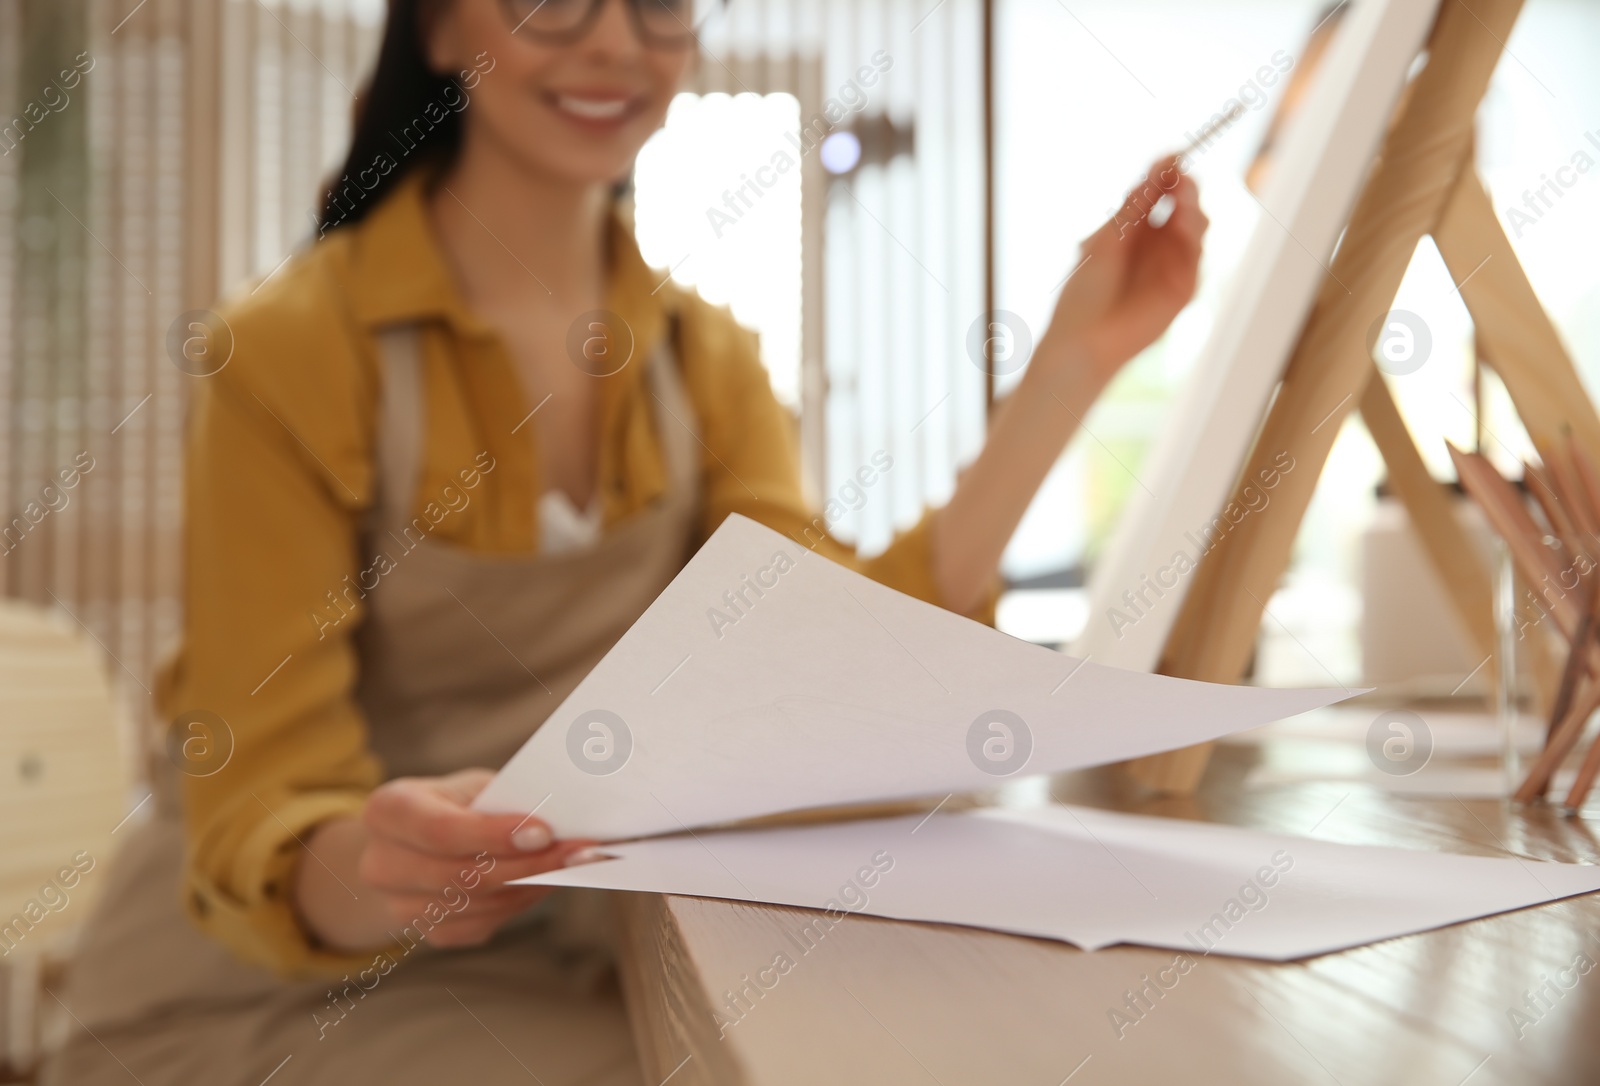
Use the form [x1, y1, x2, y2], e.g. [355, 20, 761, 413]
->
[158, 291, 384, 976]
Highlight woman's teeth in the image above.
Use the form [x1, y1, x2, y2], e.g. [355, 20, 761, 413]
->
[556, 95, 630, 120]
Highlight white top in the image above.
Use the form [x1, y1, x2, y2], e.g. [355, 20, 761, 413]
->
[538, 489, 603, 555]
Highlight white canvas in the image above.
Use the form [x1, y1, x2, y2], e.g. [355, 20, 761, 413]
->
[1073, 0, 1441, 670]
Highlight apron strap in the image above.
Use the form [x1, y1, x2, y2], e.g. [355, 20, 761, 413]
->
[643, 315, 702, 500]
[370, 320, 701, 533]
[371, 324, 427, 535]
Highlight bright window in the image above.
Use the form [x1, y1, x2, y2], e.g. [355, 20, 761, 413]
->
[634, 91, 804, 407]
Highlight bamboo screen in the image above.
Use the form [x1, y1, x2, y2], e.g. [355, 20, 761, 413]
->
[0, 0, 384, 737]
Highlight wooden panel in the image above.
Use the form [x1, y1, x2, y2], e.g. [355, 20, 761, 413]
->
[0, 0, 20, 601]
[10, 0, 89, 616]
[112, 0, 153, 724]
[216, 0, 255, 292]
[183, 0, 221, 312]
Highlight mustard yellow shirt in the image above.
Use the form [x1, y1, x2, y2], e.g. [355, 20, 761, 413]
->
[162, 169, 982, 975]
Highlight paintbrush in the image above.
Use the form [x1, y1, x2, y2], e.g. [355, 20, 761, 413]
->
[1567, 439, 1600, 533]
[1449, 444, 1579, 637]
[1176, 101, 1248, 165]
[1451, 444, 1600, 805]
[1525, 460, 1585, 565]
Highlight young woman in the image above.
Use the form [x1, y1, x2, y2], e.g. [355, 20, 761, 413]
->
[46, 1, 1205, 1083]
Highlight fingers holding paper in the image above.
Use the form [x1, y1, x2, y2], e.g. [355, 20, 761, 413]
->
[359, 770, 600, 948]
[363, 768, 556, 856]
[294, 768, 601, 952]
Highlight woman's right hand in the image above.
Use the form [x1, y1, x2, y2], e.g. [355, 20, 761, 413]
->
[294, 768, 600, 952]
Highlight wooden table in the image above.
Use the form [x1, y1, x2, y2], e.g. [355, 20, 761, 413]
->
[612, 739, 1600, 1085]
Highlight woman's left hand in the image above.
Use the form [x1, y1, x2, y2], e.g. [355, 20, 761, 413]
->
[929, 155, 1207, 614]
[1035, 155, 1208, 390]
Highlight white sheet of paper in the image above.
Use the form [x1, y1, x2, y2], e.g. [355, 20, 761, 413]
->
[518, 804, 1600, 961]
[475, 515, 1352, 840]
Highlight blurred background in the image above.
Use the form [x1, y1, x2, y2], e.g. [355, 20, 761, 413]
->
[0, 0, 1597, 1069]
[5, 0, 1599, 715]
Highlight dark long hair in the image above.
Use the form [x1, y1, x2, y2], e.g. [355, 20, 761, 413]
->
[317, 0, 462, 237]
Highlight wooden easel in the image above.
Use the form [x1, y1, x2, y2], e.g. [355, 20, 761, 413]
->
[1130, 0, 1600, 793]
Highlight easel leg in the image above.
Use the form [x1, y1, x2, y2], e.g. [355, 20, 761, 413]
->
[1126, 0, 1526, 794]
[1434, 168, 1600, 466]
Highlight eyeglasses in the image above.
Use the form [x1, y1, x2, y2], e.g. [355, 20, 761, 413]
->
[500, 0, 724, 49]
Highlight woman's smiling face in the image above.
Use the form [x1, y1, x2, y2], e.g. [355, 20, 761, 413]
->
[423, 0, 700, 185]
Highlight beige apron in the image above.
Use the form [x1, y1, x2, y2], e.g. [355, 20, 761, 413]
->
[42, 322, 702, 1086]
